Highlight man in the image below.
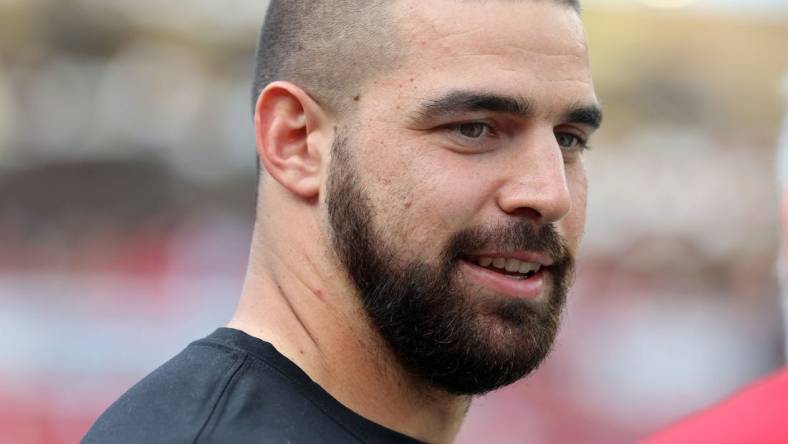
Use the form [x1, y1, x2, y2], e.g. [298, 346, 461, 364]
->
[84, 0, 601, 442]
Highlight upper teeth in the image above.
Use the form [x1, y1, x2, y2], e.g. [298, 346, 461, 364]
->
[477, 257, 540, 274]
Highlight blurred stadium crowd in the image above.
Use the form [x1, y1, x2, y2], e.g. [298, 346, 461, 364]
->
[0, 0, 786, 443]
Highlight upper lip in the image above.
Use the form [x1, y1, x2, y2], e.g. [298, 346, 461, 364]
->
[464, 251, 554, 267]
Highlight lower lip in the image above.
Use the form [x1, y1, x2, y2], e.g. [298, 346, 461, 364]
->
[459, 260, 546, 300]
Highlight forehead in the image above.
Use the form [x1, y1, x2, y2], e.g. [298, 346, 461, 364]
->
[398, 1, 586, 52]
[358, 0, 595, 117]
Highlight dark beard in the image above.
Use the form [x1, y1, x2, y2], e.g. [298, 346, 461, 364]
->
[326, 135, 574, 395]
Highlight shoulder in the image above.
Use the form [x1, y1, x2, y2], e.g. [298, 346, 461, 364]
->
[643, 369, 788, 444]
[83, 328, 421, 443]
[83, 338, 247, 444]
[82, 329, 377, 444]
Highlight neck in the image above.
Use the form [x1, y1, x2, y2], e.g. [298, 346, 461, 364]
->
[228, 226, 469, 444]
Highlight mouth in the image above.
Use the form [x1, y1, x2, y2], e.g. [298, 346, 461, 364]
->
[468, 255, 543, 279]
[459, 253, 551, 299]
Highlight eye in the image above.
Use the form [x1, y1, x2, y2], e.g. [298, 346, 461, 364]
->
[454, 122, 493, 139]
[555, 131, 588, 152]
[437, 121, 502, 154]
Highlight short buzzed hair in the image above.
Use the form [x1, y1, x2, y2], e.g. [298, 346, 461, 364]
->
[252, 0, 401, 116]
[251, 0, 580, 117]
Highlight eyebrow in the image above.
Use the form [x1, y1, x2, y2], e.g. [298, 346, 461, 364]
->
[413, 90, 603, 130]
[565, 104, 603, 130]
[414, 91, 533, 121]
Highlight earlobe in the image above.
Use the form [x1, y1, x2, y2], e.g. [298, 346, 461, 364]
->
[254, 82, 330, 200]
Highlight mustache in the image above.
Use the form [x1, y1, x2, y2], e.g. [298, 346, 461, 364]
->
[444, 222, 572, 267]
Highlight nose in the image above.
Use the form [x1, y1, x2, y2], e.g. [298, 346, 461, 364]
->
[495, 130, 573, 225]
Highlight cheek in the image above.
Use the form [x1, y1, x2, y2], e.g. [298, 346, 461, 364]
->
[563, 165, 588, 250]
[369, 170, 470, 254]
[356, 141, 489, 258]
[351, 147, 437, 252]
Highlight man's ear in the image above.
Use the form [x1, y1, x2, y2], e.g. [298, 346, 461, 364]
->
[254, 81, 332, 200]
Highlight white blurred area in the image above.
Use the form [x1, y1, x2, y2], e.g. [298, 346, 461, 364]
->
[0, 1, 786, 443]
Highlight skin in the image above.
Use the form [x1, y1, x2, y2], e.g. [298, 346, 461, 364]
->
[228, 1, 600, 443]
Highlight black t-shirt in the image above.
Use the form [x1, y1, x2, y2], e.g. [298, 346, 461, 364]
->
[83, 328, 423, 444]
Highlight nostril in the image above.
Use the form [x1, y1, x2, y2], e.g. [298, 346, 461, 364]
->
[505, 207, 542, 221]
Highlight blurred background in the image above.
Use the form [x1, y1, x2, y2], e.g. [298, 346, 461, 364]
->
[0, 0, 786, 442]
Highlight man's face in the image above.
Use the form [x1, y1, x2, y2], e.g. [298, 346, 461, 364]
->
[325, 0, 599, 394]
